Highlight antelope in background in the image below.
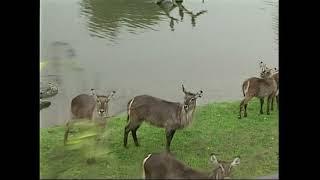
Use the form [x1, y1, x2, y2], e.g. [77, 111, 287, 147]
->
[64, 89, 116, 145]
[239, 63, 278, 119]
[124, 85, 203, 152]
[142, 152, 240, 179]
[259, 61, 279, 111]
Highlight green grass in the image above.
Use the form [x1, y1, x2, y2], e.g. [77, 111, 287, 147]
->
[40, 99, 278, 179]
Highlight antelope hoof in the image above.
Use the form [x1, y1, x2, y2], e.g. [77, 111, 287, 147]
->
[69, 129, 76, 133]
[260, 111, 263, 114]
[267, 112, 270, 115]
[238, 115, 242, 119]
[135, 143, 140, 147]
[86, 157, 96, 165]
[244, 114, 247, 117]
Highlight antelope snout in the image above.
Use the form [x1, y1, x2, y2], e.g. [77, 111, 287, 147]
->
[99, 109, 105, 114]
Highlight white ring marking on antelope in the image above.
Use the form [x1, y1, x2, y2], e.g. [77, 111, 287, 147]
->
[128, 98, 135, 118]
[143, 153, 152, 166]
[142, 153, 152, 178]
[244, 81, 250, 95]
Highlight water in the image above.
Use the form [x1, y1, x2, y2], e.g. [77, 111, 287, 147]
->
[40, 0, 278, 128]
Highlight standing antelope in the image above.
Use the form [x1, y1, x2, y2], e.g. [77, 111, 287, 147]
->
[270, 68, 279, 110]
[124, 85, 203, 152]
[142, 152, 240, 179]
[239, 66, 277, 119]
[64, 89, 116, 145]
[259, 62, 279, 111]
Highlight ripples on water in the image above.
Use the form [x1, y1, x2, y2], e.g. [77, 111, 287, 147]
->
[78, 0, 209, 41]
[79, 0, 164, 42]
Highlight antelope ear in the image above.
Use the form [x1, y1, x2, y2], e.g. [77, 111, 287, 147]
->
[90, 88, 96, 95]
[91, 89, 99, 102]
[91, 89, 98, 99]
[259, 61, 264, 68]
[107, 90, 116, 100]
[197, 90, 203, 98]
[230, 157, 240, 166]
[210, 154, 218, 165]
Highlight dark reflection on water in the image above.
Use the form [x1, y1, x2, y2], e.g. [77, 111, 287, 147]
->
[157, 0, 179, 31]
[79, 0, 163, 41]
[42, 41, 79, 86]
[179, 4, 207, 28]
[79, 0, 208, 37]
[157, 0, 207, 31]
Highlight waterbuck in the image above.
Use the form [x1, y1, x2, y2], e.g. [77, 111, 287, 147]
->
[124, 85, 203, 152]
[64, 89, 116, 144]
[142, 152, 240, 179]
[270, 68, 279, 110]
[239, 67, 277, 119]
[259, 62, 279, 111]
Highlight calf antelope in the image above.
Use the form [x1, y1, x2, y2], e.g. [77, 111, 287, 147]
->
[64, 89, 116, 145]
[142, 152, 240, 179]
[239, 67, 277, 119]
[124, 85, 203, 152]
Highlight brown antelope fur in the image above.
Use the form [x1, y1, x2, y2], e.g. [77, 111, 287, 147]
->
[124, 85, 203, 152]
[259, 62, 279, 111]
[142, 152, 240, 179]
[64, 89, 116, 144]
[239, 63, 277, 119]
[270, 69, 279, 110]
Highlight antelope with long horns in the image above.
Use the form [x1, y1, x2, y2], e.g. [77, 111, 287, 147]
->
[124, 85, 203, 152]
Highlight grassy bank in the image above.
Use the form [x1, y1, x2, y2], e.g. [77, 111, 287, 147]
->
[40, 99, 278, 179]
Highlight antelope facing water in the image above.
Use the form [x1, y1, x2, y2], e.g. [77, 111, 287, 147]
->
[64, 89, 116, 144]
[124, 85, 203, 152]
[239, 65, 277, 119]
[142, 152, 240, 179]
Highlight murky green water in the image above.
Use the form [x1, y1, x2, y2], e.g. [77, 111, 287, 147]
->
[40, 0, 278, 127]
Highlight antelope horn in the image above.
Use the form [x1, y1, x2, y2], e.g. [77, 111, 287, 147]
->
[108, 90, 116, 99]
[182, 84, 187, 93]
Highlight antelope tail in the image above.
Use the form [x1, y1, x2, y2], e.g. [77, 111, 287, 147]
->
[127, 98, 135, 122]
[242, 82, 246, 97]
[242, 81, 250, 97]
